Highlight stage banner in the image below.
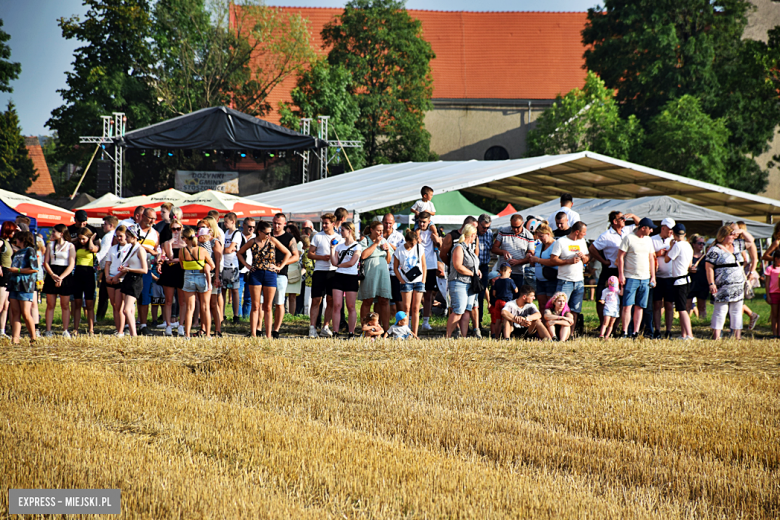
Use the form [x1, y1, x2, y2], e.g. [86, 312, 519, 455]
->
[175, 170, 239, 194]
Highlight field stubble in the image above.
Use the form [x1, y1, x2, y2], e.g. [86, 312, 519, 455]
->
[0, 335, 778, 519]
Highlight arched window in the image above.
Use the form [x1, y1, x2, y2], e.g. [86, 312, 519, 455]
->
[484, 146, 509, 161]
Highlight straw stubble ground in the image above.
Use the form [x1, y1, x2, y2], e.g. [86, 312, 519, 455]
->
[0, 335, 778, 518]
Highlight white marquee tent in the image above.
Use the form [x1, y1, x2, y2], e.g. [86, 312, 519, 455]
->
[248, 151, 780, 224]
[492, 196, 776, 238]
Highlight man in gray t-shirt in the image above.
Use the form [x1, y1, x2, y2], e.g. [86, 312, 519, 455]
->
[492, 214, 534, 289]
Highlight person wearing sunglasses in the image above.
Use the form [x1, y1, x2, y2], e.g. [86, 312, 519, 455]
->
[491, 214, 534, 291]
[159, 207, 187, 336]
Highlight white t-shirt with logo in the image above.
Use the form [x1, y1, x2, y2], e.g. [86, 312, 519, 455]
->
[334, 242, 362, 275]
[223, 229, 242, 269]
[393, 243, 424, 284]
[652, 234, 674, 278]
[619, 233, 654, 280]
[550, 236, 587, 282]
[667, 240, 694, 286]
[311, 231, 342, 271]
[106, 243, 133, 278]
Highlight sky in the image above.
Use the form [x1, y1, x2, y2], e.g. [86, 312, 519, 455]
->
[0, 0, 598, 137]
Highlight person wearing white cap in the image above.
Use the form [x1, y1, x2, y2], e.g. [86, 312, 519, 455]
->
[660, 223, 694, 340]
[651, 217, 676, 339]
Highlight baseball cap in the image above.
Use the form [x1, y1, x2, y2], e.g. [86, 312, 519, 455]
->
[487, 271, 500, 282]
[395, 311, 407, 322]
[125, 225, 139, 239]
[661, 217, 676, 229]
[638, 217, 657, 230]
[75, 210, 88, 222]
[672, 223, 686, 235]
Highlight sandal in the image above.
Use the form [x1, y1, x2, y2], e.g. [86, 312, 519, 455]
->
[194, 329, 206, 337]
[215, 331, 223, 338]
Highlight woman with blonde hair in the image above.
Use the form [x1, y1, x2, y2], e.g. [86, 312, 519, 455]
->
[446, 224, 479, 338]
[543, 291, 575, 341]
[528, 223, 557, 310]
[705, 224, 745, 340]
[198, 217, 224, 336]
[181, 227, 215, 338]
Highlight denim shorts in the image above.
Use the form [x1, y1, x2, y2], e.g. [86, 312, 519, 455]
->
[9, 290, 34, 302]
[448, 279, 476, 315]
[556, 279, 585, 314]
[248, 269, 277, 288]
[182, 270, 209, 294]
[400, 281, 425, 293]
[623, 278, 650, 308]
[535, 279, 556, 297]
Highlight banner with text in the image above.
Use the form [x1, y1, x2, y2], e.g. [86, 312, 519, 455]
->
[175, 171, 239, 194]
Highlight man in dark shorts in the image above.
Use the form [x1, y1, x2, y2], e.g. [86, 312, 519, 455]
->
[307, 213, 343, 338]
[416, 211, 441, 332]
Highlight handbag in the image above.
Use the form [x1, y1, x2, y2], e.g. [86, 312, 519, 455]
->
[470, 272, 483, 294]
[542, 265, 558, 282]
[401, 245, 423, 282]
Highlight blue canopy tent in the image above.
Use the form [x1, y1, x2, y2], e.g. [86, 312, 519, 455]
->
[0, 197, 36, 233]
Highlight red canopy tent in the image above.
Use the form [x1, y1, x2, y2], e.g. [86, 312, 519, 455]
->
[498, 203, 518, 217]
[0, 188, 74, 226]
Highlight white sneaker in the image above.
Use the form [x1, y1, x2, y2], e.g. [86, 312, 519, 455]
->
[156, 322, 168, 329]
[165, 326, 173, 336]
[0, 331, 8, 339]
[421, 322, 432, 332]
[62, 330, 71, 338]
[320, 326, 333, 337]
[139, 324, 147, 330]
[177, 325, 185, 336]
[171, 321, 179, 328]
[116, 332, 125, 337]
[308, 326, 319, 338]
[749, 313, 760, 330]
[45, 330, 53, 338]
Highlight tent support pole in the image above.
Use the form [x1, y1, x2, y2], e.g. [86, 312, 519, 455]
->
[70, 143, 101, 199]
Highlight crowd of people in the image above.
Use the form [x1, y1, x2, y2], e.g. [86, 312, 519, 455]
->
[1, 188, 779, 344]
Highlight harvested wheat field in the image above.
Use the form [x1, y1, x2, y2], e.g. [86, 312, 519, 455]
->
[1, 335, 778, 518]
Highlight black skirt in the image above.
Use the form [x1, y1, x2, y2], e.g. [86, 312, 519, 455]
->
[158, 249, 185, 289]
[43, 265, 74, 296]
[120, 272, 143, 300]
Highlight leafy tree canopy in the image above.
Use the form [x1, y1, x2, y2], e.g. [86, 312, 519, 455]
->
[0, 102, 37, 193]
[0, 19, 21, 93]
[322, 0, 436, 165]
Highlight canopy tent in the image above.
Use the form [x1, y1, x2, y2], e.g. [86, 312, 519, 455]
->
[492, 196, 776, 238]
[0, 189, 73, 227]
[110, 188, 190, 218]
[247, 151, 780, 223]
[395, 191, 489, 226]
[77, 192, 124, 218]
[498, 204, 517, 217]
[63, 192, 94, 211]
[118, 106, 327, 151]
[178, 190, 281, 225]
[0, 196, 37, 232]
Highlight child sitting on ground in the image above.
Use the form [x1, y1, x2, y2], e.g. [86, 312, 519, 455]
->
[598, 275, 622, 339]
[764, 250, 780, 338]
[361, 312, 384, 340]
[384, 311, 416, 339]
[490, 264, 517, 338]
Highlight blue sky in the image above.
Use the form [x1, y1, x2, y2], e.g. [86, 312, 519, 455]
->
[0, 0, 598, 136]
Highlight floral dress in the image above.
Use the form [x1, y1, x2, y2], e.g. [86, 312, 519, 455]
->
[705, 245, 744, 303]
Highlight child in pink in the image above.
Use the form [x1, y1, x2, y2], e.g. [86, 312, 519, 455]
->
[764, 250, 780, 338]
[598, 276, 622, 339]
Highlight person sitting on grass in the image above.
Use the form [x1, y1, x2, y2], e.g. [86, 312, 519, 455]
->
[597, 276, 621, 339]
[764, 250, 780, 338]
[500, 285, 551, 340]
[384, 311, 416, 340]
[543, 291, 575, 341]
[361, 312, 384, 340]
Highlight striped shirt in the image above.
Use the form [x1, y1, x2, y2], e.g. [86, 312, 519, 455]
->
[494, 226, 534, 275]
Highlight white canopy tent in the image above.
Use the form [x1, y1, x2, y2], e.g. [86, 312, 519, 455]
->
[492, 196, 776, 238]
[247, 151, 780, 224]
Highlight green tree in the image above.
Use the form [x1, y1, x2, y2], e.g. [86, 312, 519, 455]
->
[526, 71, 643, 161]
[322, 0, 436, 165]
[0, 19, 21, 93]
[46, 0, 158, 195]
[0, 102, 37, 193]
[642, 95, 730, 185]
[150, 0, 315, 117]
[279, 58, 365, 172]
[582, 0, 780, 192]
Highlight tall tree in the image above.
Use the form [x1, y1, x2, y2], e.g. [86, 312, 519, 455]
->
[279, 58, 365, 172]
[0, 102, 37, 193]
[322, 0, 436, 165]
[582, 0, 780, 192]
[150, 0, 315, 117]
[46, 0, 158, 194]
[526, 71, 643, 161]
[0, 19, 21, 93]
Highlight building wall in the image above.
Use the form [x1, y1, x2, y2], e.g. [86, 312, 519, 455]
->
[425, 100, 552, 161]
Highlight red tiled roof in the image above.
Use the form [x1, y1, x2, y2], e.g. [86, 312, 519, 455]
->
[233, 7, 589, 123]
[24, 137, 55, 196]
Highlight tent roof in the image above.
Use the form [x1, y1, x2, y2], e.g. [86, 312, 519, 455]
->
[118, 106, 327, 151]
[493, 196, 776, 239]
[248, 152, 780, 222]
[403, 191, 487, 216]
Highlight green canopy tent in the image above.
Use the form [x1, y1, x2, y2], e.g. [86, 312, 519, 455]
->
[395, 191, 490, 229]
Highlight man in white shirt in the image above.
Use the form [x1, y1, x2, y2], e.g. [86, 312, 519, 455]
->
[589, 210, 640, 325]
[383, 213, 405, 312]
[221, 212, 243, 325]
[549, 221, 589, 323]
[120, 206, 145, 228]
[662, 224, 694, 339]
[617, 217, 657, 338]
[547, 193, 580, 228]
[416, 211, 441, 331]
[308, 213, 343, 338]
[651, 217, 675, 339]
